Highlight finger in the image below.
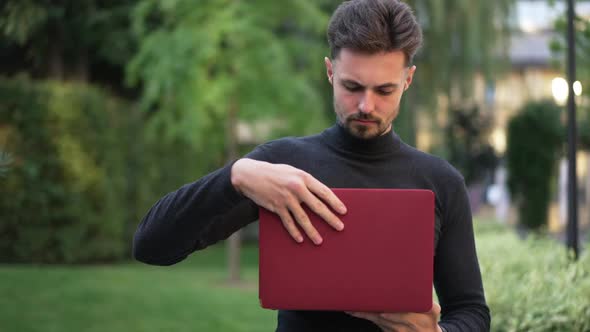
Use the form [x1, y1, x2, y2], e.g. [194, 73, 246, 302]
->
[299, 189, 344, 231]
[304, 175, 347, 214]
[379, 312, 407, 321]
[376, 318, 414, 332]
[375, 322, 392, 332]
[277, 209, 303, 243]
[288, 201, 323, 245]
[373, 322, 398, 332]
[377, 314, 415, 332]
[430, 302, 441, 315]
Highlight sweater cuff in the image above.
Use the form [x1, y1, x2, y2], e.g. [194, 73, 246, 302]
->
[221, 159, 245, 205]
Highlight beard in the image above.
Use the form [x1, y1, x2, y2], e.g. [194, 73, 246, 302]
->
[334, 101, 395, 139]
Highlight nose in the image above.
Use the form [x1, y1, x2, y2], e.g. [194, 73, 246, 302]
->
[358, 91, 375, 114]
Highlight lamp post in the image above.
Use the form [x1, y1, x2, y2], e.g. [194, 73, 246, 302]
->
[552, 0, 580, 259]
[566, 0, 579, 260]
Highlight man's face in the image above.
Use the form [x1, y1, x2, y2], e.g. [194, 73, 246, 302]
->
[325, 49, 416, 139]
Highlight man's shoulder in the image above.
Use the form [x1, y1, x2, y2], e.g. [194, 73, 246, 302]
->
[403, 144, 464, 184]
[247, 132, 325, 162]
[264, 132, 323, 148]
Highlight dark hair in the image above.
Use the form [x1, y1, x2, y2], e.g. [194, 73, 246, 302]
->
[327, 0, 423, 65]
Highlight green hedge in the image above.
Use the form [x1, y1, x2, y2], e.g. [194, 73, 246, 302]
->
[506, 100, 563, 230]
[476, 223, 590, 332]
[0, 77, 133, 263]
[0, 77, 231, 263]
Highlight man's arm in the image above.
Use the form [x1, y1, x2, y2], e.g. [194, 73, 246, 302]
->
[133, 161, 256, 265]
[434, 177, 490, 332]
[133, 145, 347, 266]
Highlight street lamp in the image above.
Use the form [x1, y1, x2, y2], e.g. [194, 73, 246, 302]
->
[565, 0, 579, 260]
[551, 0, 580, 259]
[552, 77, 582, 106]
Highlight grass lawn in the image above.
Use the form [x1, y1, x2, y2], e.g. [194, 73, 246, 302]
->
[0, 244, 276, 332]
[2, 221, 588, 332]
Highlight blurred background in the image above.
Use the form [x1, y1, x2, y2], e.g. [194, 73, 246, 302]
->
[1, 0, 589, 331]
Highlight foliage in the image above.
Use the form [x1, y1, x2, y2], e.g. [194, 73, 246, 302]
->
[445, 105, 498, 184]
[407, 0, 514, 106]
[128, 0, 329, 150]
[0, 75, 230, 263]
[401, 0, 515, 150]
[0, 0, 136, 80]
[0, 76, 131, 263]
[506, 101, 564, 230]
[476, 222, 590, 332]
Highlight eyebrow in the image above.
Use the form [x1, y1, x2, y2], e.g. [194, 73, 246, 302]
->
[340, 79, 401, 90]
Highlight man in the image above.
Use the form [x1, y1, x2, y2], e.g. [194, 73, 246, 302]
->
[133, 0, 490, 331]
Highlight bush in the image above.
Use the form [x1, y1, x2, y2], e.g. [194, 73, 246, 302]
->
[506, 100, 563, 230]
[0, 77, 130, 263]
[0, 76, 231, 263]
[476, 222, 590, 332]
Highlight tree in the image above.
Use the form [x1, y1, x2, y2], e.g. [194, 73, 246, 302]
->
[128, 0, 330, 282]
[0, 0, 136, 85]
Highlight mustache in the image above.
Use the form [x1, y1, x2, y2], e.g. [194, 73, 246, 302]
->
[348, 113, 380, 122]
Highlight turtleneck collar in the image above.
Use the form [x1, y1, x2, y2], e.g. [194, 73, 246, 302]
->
[320, 123, 402, 157]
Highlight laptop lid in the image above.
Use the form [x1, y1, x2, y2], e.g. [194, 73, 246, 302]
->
[258, 188, 435, 313]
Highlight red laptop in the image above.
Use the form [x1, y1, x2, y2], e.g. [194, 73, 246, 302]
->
[258, 188, 435, 313]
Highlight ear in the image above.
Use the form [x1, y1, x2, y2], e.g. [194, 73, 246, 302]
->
[325, 57, 334, 85]
[404, 65, 417, 91]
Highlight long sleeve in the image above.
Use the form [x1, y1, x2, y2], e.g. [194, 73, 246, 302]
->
[133, 146, 270, 266]
[435, 177, 491, 332]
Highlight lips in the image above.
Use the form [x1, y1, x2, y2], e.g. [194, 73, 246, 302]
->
[352, 119, 377, 124]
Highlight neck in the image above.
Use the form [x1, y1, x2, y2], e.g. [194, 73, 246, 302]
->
[321, 123, 402, 157]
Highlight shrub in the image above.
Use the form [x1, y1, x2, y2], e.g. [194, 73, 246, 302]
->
[476, 222, 590, 332]
[506, 100, 563, 230]
[0, 77, 130, 263]
[0, 76, 230, 263]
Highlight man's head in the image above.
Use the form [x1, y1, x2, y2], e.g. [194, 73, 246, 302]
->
[325, 0, 422, 139]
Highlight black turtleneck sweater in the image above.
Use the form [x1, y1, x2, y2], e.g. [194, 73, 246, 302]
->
[133, 124, 490, 332]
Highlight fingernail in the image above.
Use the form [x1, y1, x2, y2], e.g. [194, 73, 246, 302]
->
[315, 237, 323, 245]
[340, 205, 347, 214]
[337, 222, 344, 231]
[296, 236, 303, 243]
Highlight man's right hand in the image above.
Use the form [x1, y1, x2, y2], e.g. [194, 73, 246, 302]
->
[231, 158, 347, 245]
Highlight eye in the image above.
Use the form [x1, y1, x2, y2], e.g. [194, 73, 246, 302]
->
[343, 83, 363, 92]
[376, 89, 394, 96]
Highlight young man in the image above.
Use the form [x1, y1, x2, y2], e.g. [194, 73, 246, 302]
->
[133, 0, 490, 331]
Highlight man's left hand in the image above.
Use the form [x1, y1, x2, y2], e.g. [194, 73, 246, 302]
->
[346, 302, 443, 332]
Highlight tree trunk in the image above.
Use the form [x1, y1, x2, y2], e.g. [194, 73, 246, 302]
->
[48, 22, 65, 80]
[226, 99, 241, 283]
[48, 39, 64, 80]
[72, 49, 89, 83]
